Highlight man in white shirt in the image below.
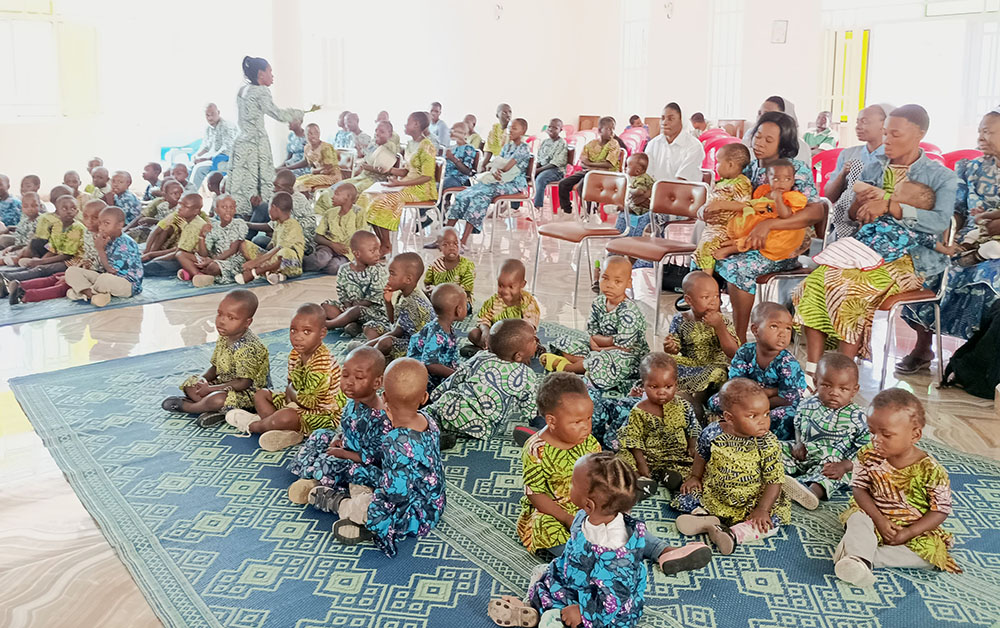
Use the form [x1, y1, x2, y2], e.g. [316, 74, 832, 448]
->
[427, 101, 449, 147]
[190, 103, 239, 188]
[644, 102, 706, 183]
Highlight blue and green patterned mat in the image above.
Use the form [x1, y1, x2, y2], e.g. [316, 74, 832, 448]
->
[0, 272, 327, 327]
[10, 326, 1000, 627]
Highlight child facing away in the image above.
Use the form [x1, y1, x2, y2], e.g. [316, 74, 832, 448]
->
[225, 303, 345, 451]
[304, 182, 365, 276]
[707, 302, 806, 440]
[834, 389, 960, 586]
[424, 226, 475, 307]
[617, 353, 700, 500]
[64, 206, 143, 306]
[467, 258, 540, 354]
[426, 319, 540, 449]
[489, 452, 712, 628]
[364, 252, 435, 359]
[331, 358, 446, 554]
[407, 283, 468, 391]
[693, 142, 754, 272]
[614, 153, 656, 237]
[126, 179, 183, 243]
[161, 289, 271, 426]
[663, 271, 740, 419]
[674, 378, 791, 555]
[322, 230, 388, 336]
[237, 191, 305, 285]
[531, 118, 569, 209]
[176, 194, 250, 287]
[781, 353, 869, 510]
[713, 159, 808, 262]
[542, 256, 648, 396]
[0, 191, 39, 264]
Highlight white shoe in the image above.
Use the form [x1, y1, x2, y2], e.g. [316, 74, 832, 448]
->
[266, 272, 285, 285]
[782, 477, 820, 510]
[225, 409, 260, 434]
[235, 273, 247, 285]
[834, 555, 875, 587]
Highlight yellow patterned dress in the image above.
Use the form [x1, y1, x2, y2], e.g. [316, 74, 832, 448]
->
[477, 291, 541, 329]
[180, 330, 271, 410]
[294, 140, 341, 191]
[666, 312, 737, 393]
[693, 174, 753, 271]
[270, 343, 346, 433]
[617, 399, 700, 479]
[362, 138, 437, 231]
[424, 256, 476, 303]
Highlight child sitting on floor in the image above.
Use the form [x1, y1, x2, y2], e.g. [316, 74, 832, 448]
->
[615, 152, 656, 238]
[64, 206, 143, 306]
[322, 231, 388, 336]
[126, 179, 182, 243]
[674, 378, 791, 556]
[237, 191, 305, 285]
[663, 271, 739, 420]
[1, 195, 82, 285]
[833, 389, 961, 586]
[782, 353, 869, 510]
[177, 194, 249, 287]
[87, 167, 111, 201]
[713, 159, 808, 261]
[707, 302, 805, 440]
[162, 289, 271, 426]
[424, 226, 475, 307]
[517, 373, 602, 557]
[109, 170, 141, 224]
[142, 193, 208, 275]
[0, 173, 22, 237]
[304, 182, 365, 276]
[407, 283, 467, 391]
[225, 303, 345, 451]
[467, 258, 540, 354]
[364, 252, 434, 358]
[618, 353, 700, 501]
[287, 347, 390, 517]
[693, 143, 753, 272]
[332, 358, 446, 553]
[17, 184, 70, 264]
[427, 318, 540, 449]
[170, 163, 195, 194]
[141, 161, 161, 201]
[0, 191, 39, 264]
[542, 256, 648, 396]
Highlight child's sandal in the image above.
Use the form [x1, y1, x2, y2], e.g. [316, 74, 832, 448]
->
[539, 353, 570, 372]
[487, 596, 539, 627]
[332, 519, 372, 545]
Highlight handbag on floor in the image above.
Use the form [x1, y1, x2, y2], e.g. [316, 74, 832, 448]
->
[941, 300, 1000, 399]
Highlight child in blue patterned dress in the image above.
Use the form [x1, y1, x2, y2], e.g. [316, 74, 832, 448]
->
[707, 302, 805, 440]
[287, 346, 390, 508]
[322, 230, 388, 336]
[433, 121, 477, 219]
[0, 191, 39, 265]
[332, 358, 446, 551]
[407, 282, 467, 391]
[364, 252, 434, 358]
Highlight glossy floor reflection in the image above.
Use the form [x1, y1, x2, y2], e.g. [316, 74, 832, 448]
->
[1, 214, 996, 627]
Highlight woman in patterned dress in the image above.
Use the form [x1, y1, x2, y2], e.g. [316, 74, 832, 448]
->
[713, 111, 825, 342]
[793, 105, 957, 380]
[228, 56, 317, 219]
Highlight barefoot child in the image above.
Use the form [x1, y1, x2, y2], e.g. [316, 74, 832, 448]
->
[237, 191, 305, 285]
[225, 303, 345, 451]
[161, 289, 270, 427]
[407, 283, 468, 391]
[782, 353, 869, 510]
[467, 258, 540, 353]
[707, 302, 806, 440]
[364, 252, 434, 358]
[304, 182, 365, 275]
[64, 206, 143, 307]
[618, 353, 700, 500]
[322, 230, 388, 336]
[663, 270, 739, 419]
[833, 389, 960, 586]
[177, 194, 250, 287]
[674, 378, 791, 555]
[424, 226, 475, 307]
[333, 358, 446, 553]
[428, 319, 541, 448]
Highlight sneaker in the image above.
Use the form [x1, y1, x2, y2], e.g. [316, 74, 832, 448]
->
[332, 519, 373, 545]
[834, 555, 875, 587]
[636, 477, 659, 502]
[66, 288, 85, 301]
[783, 477, 820, 510]
[423, 240, 441, 250]
[225, 409, 260, 433]
[235, 273, 247, 285]
[195, 411, 226, 428]
[266, 272, 285, 285]
[674, 296, 691, 312]
[512, 426, 536, 447]
[591, 279, 600, 294]
[91, 292, 111, 307]
[161, 396, 186, 412]
[8, 280, 23, 305]
[308, 485, 346, 513]
[343, 322, 362, 337]
[675, 513, 722, 536]
[192, 274, 215, 288]
[287, 478, 320, 504]
[487, 596, 539, 628]
[258, 429, 304, 451]
[658, 542, 713, 575]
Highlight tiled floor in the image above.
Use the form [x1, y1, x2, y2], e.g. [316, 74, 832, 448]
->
[1, 215, 996, 627]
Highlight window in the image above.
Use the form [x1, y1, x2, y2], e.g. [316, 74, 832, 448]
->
[0, 18, 60, 120]
[708, 0, 745, 118]
[619, 0, 650, 117]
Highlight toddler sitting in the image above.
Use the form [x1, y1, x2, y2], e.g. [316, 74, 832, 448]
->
[364, 252, 434, 359]
[467, 258, 540, 354]
[322, 230, 388, 336]
[614, 153, 656, 238]
[424, 227, 475, 307]
[225, 303, 345, 451]
[407, 283, 467, 391]
[693, 142, 753, 271]
[162, 290, 271, 427]
[834, 389, 960, 587]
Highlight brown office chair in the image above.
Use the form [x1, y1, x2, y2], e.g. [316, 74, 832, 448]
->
[488, 156, 537, 250]
[604, 179, 709, 335]
[532, 171, 628, 307]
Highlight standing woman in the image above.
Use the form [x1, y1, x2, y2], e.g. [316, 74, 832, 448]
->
[714, 111, 824, 341]
[228, 56, 318, 219]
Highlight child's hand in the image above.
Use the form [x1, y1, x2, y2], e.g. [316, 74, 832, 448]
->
[748, 507, 773, 533]
[875, 516, 901, 543]
[383, 286, 394, 304]
[791, 442, 807, 461]
[822, 460, 853, 479]
[680, 476, 701, 494]
[937, 243, 960, 256]
[561, 605, 582, 627]
[327, 446, 351, 459]
[886, 525, 916, 546]
[702, 310, 725, 328]
[192, 381, 212, 397]
[331, 434, 344, 449]
[200, 222, 212, 236]
[94, 233, 108, 249]
[663, 335, 680, 354]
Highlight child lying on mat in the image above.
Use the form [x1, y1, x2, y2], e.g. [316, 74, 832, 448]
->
[162, 289, 271, 427]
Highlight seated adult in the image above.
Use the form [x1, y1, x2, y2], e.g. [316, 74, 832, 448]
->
[804, 111, 837, 154]
[714, 110, 823, 341]
[823, 104, 889, 240]
[793, 105, 957, 382]
[190, 103, 238, 189]
[897, 108, 1000, 373]
[644, 102, 705, 184]
[742, 96, 812, 164]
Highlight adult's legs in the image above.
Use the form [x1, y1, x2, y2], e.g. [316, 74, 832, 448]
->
[189, 162, 212, 190]
[729, 286, 756, 344]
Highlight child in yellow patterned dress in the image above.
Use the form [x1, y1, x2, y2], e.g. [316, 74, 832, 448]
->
[692, 142, 753, 272]
[423, 226, 475, 307]
[237, 192, 304, 285]
[141, 193, 208, 265]
[163, 290, 271, 428]
[225, 303, 346, 452]
[292, 123, 341, 192]
[467, 258, 540, 352]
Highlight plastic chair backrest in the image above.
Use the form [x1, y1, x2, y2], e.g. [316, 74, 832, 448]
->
[581, 171, 627, 206]
[562, 124, 576, 136]
[701, 135, 742, 169]
[943, 149, 983, 170]
[919, 142, 943, 154]
[698, 128, 729, 143]
[622, 135, 641, 156]
[648, 179, 709, 220]
[701, 168, 714, 186]
[811, 148, 844, 195]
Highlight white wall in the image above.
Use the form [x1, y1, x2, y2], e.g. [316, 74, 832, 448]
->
[642, 0, 714, 119]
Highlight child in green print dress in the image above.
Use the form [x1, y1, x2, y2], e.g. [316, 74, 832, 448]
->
[423, 227, 475, 308]
[467, 258, 540, 353]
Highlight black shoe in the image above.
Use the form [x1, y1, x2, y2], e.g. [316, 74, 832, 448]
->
[161, 396, 186, 412]
[0, 279, 7, 298]
[664, 470, 684, 492]
[591, 279, 600, 294]
[440, 431, 459, 451]
[636, 477, 658, 502]
[674, 296, 691, 312]
[195, 411, 226, 428]
[423, 240, 441, 250]
[512, 426, 536, 447]
[8, 280, 23, 305]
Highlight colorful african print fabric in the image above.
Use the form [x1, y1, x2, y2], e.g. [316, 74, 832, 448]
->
[179, 330, 271, 411]
[617, 399, 700, 479]
[666, 312, 736, 394]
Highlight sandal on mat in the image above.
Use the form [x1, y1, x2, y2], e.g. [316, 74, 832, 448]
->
[539, 353, 570, 372]
[487, 596, 539, 627]
[332, 519, 372, 545]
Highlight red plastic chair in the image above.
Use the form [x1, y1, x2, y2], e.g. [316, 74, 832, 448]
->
[698, 128, 729, 143]
[562, 124, 576, 136]
[621, 127, 649, 144]
[943, 149, 983, 170]
[919, 142, 943, 154]
[621, 135, 641, 156]
[811, 148, 844, 196]
[926, 152, 946, 166]
[701, 135, 742, 170]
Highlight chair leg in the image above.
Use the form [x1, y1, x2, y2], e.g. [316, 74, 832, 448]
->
[934, 302, 944, 383]
[572, 240, 583, 310]
[532, 235, 542, 292]
[880, 305, 898, 389]
[584, 238, 593, 287]
[653, 260, 663, 337]
[489, 202, 497, 252]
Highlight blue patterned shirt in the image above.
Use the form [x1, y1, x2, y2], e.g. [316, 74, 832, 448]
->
[444, 144, 477, 182]
[104, 233, 144, 295]
[114, 190, 142, 223]
[0, 196, 22, 227]
[955, 155, 1000, 238]
[727, 342, 806, 411]
[500, 141, 533, 190]
[407, 320, 459, 390]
